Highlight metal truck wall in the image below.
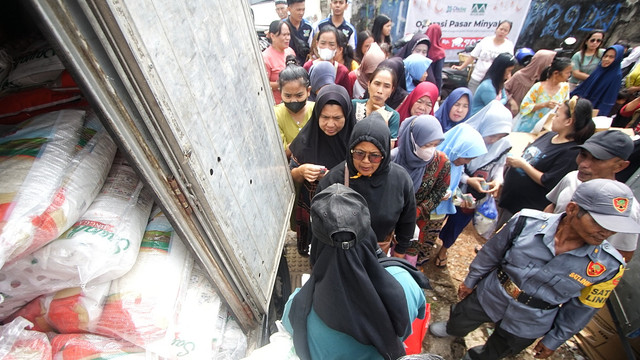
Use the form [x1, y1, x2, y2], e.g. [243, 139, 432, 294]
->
[28, 0, 294, 331]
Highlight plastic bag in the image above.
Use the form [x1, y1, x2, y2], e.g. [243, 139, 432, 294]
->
[50, 333, 146, 359]
[473, 196, 498, 240]
[241, 321, 298, 360]
[0, 156, 153, 319]
[0, 316, 51, 360]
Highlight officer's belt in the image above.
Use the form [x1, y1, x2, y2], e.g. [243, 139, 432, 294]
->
[496, 268, 559, 310]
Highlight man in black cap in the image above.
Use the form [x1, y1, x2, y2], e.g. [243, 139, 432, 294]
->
[430, 179, 640, 359]
[546, 130, 638, 261]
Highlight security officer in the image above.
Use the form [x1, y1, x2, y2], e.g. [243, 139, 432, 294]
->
[430, 178, 640, 359]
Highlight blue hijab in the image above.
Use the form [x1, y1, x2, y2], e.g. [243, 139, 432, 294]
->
[571, 45, 624, 116]
[434, 87, 473, 132]
[464, 100, 512, 175]
[391, 115, 444, 193]
[404, 54, 432, 93]
[435, 124, 487, 214]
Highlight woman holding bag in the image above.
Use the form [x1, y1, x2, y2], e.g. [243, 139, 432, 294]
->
[438, 101, 512, 262]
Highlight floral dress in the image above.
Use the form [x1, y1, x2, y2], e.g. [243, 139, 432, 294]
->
[516, 82, 570, 133]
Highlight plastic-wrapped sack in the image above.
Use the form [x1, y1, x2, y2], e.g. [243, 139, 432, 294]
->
[0, 317, 51, 360]
[163, 262, 248, 359]
[217, 312, 248, 360]
[50, 333, 146, 359]
[4, 42, 65, 89]
[95, 209, 193, 351]
[1, 296, 53, 333]
[0, 110, 117, 268]
[241, 321, 296, 360]
[473, 196, 499, 240]
[0, 157, 153, 319]
[45, 281, 111, 333]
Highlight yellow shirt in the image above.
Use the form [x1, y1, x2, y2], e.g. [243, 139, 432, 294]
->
[275, 102, 315, 149]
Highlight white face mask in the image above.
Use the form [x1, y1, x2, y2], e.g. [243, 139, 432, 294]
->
[412, 133, 436, 162]
[317, 47, 336, 61]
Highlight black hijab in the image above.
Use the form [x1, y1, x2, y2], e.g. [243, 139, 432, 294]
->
[289, 84, 355, 169]
[345, 111, 392, 181]
[289, 184, 411, 360]
[377, 57, 409, 109]
[396, 32, 431, 59]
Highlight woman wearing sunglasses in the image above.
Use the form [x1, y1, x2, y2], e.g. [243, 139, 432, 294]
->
[317, 112, 416, 258]
[569, 30, 605, 90]
[289, 84, 356, 256]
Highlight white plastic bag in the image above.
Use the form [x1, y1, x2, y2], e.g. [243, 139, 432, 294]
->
[241, 321, 298, 360]
[0, 316, 51, 360]
[0, 156, 153, 319]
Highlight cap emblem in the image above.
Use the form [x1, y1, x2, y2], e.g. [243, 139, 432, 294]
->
[587, 261, 606, 277]
[613, 197, 629, 213]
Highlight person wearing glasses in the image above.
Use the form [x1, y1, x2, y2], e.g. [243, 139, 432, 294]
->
[289, 84, 356, 256]
[317, 112, 416, 258]
[395, 81, 439, 125]
[569, 30, 605, 91]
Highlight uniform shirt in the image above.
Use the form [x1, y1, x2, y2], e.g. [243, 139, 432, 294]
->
[311, 16, 357, 49]
[546, 171, 640, 251]
[282, 266, 426, 360]
[289, 18, 313, 47]
[464, 209, 625, 350]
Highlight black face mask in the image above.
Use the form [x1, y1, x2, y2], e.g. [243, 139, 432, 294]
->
[284, 100, 306, 113]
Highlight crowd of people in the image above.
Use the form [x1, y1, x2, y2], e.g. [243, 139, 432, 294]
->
[260, 1, 640, 359]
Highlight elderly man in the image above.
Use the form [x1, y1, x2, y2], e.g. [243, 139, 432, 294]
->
[545, 129, 638, 261]
[430, 179, 640, 359]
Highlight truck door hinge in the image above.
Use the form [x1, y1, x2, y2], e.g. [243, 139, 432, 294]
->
[168, 177, 193, 215]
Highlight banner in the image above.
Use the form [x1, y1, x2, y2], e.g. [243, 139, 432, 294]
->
[404, 1, 532, 62]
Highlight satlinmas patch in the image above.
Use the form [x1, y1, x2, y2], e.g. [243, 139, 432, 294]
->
[579, 265, 624, 308]
[586, 261, 606, 277]
[613, 197, 629, 213]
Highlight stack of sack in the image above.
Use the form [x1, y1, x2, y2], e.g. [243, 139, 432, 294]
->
[0, 42, 247, 359]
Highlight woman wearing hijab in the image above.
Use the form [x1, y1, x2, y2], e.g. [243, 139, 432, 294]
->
[375, 57, 409, 109]
[395, 32, 431, 60]
[572, 44, 625, 116]
[289, 84, 355, 255]
[350, 42, 386, 99]
[308, 61, 336, 101]
[434, 87, 473, 132]
[396, 82, 439, 124]
[317, 113, 416, 258]
[426, 24, 446, 91]
[391, 115, 450, 265]
[414, 124, 486, 265]
[404, 54, 433, 93]
[505, 49, 556, 113]
[283, 184, 428, 360]
[437, 101, 512, 267]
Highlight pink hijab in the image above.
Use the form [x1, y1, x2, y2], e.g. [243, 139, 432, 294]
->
[356, 42, 386, 88]
[504, 49, 556, 107]
[425, 24, 446, 61]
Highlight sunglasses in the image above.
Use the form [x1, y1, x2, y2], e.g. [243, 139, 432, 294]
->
[589, 38, 603, 43]
[351, 149, 384, 163]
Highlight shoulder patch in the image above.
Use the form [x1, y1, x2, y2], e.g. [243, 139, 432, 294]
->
[579, 265, 624, 308]
[586, 261, 606, 277]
